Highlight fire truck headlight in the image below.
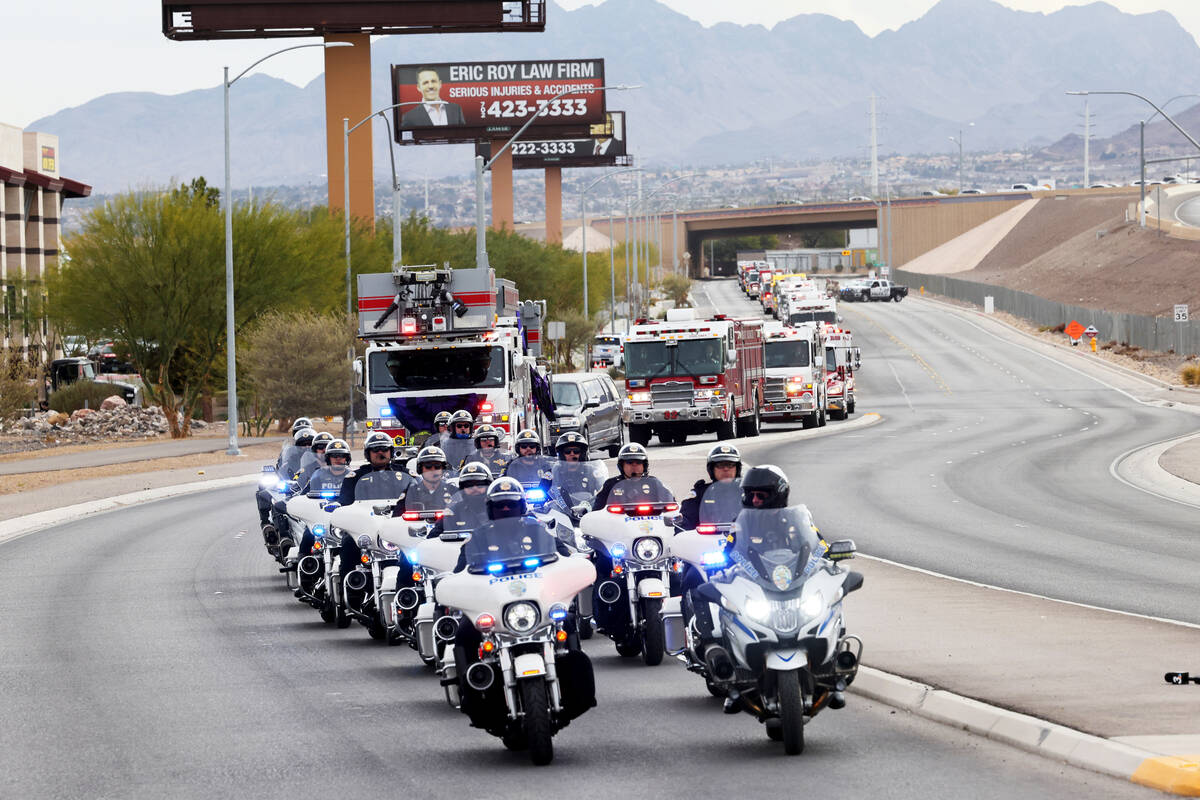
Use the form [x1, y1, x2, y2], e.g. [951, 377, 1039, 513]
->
[694, 388, 722, 400]
[629, 391, 651, 403]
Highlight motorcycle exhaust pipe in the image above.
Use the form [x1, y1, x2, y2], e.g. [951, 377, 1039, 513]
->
[835, 650, 858, 672]
[344, 569, 370, 593]
[597, 580, 622, 604]
[704, 645, 736, 682]
[395, 587, 421, 611]
[465, 662, 495, 692]
[434, 615, 459, 642]
[297, 555, 322, 577]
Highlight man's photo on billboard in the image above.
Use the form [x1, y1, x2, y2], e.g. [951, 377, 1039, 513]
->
[401, 67, 466, 128]
[592, 112, 625, 155]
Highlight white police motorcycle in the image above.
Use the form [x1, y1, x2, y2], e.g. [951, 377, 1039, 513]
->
[578, 475, 677, 666]
[435, 516, 597, 765]
[684, 505, 863, 755]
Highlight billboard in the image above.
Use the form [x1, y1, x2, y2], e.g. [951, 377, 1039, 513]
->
[475, 111, 629, 169]
[163, 1, 547, 40]
[392, 59, 605, 145]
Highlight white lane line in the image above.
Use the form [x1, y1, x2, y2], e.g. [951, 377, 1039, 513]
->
[860, 553, 1200, 630]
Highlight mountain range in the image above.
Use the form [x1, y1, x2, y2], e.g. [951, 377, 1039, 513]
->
[29, 0, 1200, 193]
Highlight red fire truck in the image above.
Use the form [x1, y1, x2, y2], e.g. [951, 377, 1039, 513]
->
[621, 309, 765, 445]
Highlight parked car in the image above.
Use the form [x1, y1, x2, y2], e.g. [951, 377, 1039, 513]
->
[960, 188, 985, 195]
[921, 190, 947, 197]
[1006, 183, 1038, 191]
[548, 372, 624, 456]
[848, 195, 872, 202]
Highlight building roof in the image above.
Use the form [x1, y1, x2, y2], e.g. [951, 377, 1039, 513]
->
[0, 167, 91, 198]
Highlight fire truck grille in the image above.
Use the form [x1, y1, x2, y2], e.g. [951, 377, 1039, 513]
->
[762, 377, 789, 403]
[650, 381, 694, 406]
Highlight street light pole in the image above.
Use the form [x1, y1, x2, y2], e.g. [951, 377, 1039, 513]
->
[580, 167, 641, 320]
[223, 41, 351, 455]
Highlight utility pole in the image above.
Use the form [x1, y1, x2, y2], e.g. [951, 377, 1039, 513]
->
[869, 95, 880, 198]
[1083, 97, 1091, 188]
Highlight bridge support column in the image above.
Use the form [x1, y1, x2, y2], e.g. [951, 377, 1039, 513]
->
[544, 166, 562, 244]
[324, 34, 374, 225]
[490, 141, 514, 231]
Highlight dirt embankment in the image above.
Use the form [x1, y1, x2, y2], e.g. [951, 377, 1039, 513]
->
[959, 195, 1200, 317]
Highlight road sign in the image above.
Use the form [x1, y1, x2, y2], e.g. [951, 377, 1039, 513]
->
[1084, 325, 1098, 339]
[1065, 320, 1084, 340]
[546, 321, 566, 340]
[840, 250, 851, 256]
[1175, 304, 1189, 322]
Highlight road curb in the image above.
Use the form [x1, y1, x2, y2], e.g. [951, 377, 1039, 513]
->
[851, 666, 1200, 795]
[0, 474, 260, 546]
[1110, 431, 1200, 510]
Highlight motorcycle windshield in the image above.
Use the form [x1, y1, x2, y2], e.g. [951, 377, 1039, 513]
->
[444, 494, 488, 534]
[730, 506, 821, 593]
[461, 517, 560, 573]
[699, 479, 742, 524]
[607, 475, 676, 505]
[550, 461, 608, 507]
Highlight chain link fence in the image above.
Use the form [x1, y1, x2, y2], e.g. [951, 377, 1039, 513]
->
[894, 269, 1198, 357]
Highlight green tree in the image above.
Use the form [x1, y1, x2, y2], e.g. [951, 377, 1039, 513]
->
[658, 274, 693, 308]
[243, 310, 352, 427]
[49, 185, 342, 437]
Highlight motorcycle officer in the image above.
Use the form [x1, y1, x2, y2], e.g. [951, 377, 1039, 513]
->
[504, 428, 555, 486]
[281, 426, 316, 480]
[591, 442, 657, 510]
[551, 432, 605, 515]
[678, 444, 743, 530]
[441, 409, 477, 470]
[390, 446, 459, 515]
[337, 431, 414, 505]
[295, 438, 353, 556]
[422, 411, 453, 448]
[470, 424, 512, 476]
[431, 461, 492, 538]
[257, 422, 314, 528]
[278, 417, 313, 465]
[295, 431, 334, 491]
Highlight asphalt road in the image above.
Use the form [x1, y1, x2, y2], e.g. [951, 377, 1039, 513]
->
[695, 278, 1199, 624]
[0, 486, 1159, 799]
[2, 279, 1194, 795]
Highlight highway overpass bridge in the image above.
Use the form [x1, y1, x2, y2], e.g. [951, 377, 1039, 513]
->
[521, 191, 1046, 275]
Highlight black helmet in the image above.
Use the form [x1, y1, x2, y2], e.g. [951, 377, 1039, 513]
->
[433, 411, 452, 429]
[415, 445, 449, 473]
[513, 428, 542, 454]
[741, 465, 789, 509]
[291, 417, 313, 433]
[363, 431, 395, 459]
[555, 431, 589, 460]
[617, 442, 649, 475]
[458, 461, 493, 489]
[293, 426, 317, 447]
[311, 431, 334, 453]
[485, 476, 527, 519]
[473, 424, 500, 449]
[706, 444, 742, 480]
[325, 438, 352, 465]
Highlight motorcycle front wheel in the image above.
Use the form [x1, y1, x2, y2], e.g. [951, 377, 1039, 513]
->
[776, 669, 805, 755]
[640, 599, 664, 666]
[519, 679, 554, 766]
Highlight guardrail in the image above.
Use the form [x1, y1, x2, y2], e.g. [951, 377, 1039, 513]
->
[894, 269, 1198, 357]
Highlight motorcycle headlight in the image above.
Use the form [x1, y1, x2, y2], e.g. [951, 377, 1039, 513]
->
[744, 598, 771, 623]
[259, 473, 277, 488]
[377, 536, 400, 552]
[800, 592, 823, 620]
[633, 536, 663, 562]
[504, 602, 539, 633]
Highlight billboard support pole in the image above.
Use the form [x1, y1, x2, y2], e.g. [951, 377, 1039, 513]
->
[609, 208, 616, 332]
[475, 155, 489, 268]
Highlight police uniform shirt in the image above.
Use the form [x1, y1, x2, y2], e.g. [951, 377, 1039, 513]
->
[305, 467, 347, 495]
[442, 493, 489, 534]
[355, 469, 415, 501]
[401, 479, 458, 511]
[554, 464, 600, 497]
[505, 455, 554, 485]
[473, 449, 513, 476]
[281, 446, 306, 479]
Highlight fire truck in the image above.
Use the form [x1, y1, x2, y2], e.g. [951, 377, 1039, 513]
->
[354, 265, 547, 445]
[622, 309, 764, 445]
[823, 327, 861, 421]
[784, 295, 839, 327]
[760, 321, 827, 429]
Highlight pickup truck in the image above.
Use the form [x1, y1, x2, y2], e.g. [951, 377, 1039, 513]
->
[859, 279, 908, 303]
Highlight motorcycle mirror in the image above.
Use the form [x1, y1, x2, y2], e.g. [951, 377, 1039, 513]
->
[827, 539, 857, 561]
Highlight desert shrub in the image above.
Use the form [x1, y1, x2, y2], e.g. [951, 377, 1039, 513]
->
[49, 380, 120, 413]
[1, 351, 37, 420]
[1181, 364, 1200, 386]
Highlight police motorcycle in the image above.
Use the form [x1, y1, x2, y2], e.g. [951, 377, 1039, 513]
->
[578, 475, 678, 666]
[287, 440, 353, 604]
[262, 425, 317, 562]
[681, 467, 864, 755]
[435, 480, 598, 766]
[662, 479, 741, 693]
[391, 463, 491, 666]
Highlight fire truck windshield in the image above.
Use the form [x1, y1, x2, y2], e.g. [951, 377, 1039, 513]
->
[788, 311, 837, 325]
[369, 346, 505, 392]
[624, 338, 724, 379]
[765, 340, 810, 369]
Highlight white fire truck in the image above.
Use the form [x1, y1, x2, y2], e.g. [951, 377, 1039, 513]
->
[621, 309, 765, 445]
[760, 321, 828, 429]
[823, 327, 861, 421]
[784, 295, 839, 327]
[355, 265, 548, 445]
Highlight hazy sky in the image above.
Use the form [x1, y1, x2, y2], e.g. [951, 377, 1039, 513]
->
[7, 0, 1199, 128]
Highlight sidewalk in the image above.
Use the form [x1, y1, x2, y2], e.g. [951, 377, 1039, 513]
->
[0, 436, 280, 475]
[1161, 436, 1200, 486]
